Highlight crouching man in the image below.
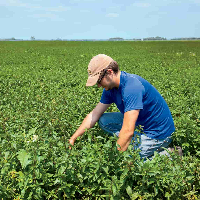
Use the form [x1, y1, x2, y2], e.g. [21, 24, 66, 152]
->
[69, 54, 176, 159]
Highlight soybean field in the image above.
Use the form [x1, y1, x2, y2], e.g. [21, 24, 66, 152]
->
[0, 41, 200, 199]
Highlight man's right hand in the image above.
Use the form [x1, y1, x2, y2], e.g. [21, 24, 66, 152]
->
[68, 138, 75, 149]
[68, 103, 111, 149]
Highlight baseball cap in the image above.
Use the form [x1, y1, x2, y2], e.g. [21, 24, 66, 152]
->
[86, 54, 114, 86]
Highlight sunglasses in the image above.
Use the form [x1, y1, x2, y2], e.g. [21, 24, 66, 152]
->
[97, 69, 107, 84]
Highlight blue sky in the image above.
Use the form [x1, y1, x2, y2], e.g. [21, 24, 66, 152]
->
[1, 0, 200, 40]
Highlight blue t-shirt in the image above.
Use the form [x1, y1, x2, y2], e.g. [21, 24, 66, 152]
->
[100, 71, 175, 139]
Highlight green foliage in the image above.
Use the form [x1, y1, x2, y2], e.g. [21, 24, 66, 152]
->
[0, 41, 200, 199]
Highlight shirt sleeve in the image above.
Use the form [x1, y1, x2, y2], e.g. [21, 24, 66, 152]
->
[123, 79, 144, 113]
[100, 89, 114, 104]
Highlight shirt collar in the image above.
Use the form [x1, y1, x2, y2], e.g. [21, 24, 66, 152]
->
[118, 71, 125, 90]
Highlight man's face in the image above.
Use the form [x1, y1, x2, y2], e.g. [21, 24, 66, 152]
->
[97, 72, 116, 91]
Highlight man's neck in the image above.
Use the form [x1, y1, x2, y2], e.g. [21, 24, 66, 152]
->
[114, 71, 121, 88]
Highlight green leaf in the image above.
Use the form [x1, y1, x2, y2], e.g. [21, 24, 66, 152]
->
[165, 192, 171, 198]
[126, 185, 132, 197]
[4, 151, 10, 160]
[17, 149, 32, 169]
[29, 127, 37, 135]
[58, 165, 66, 175]
[120, 168, 129, 183]
[132, 192, 140, 200]
[112, 184, 117, 196]
[103, 166, 109, 174]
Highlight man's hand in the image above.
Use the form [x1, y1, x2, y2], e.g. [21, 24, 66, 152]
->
[117, 109, 140, 151]
[68, 138, 75, 149]
[68, 102, 111, 149]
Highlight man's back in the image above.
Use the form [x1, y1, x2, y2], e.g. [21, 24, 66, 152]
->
[100, 71, 175, 139]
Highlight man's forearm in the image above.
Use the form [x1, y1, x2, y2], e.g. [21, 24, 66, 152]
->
[117, 129, 134, 151]
[116, 110, 139, 151]
[70, 112, 96, 141]
[69, 102, 110, 146]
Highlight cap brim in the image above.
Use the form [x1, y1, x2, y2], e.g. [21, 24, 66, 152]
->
[86, 75, 99, 86]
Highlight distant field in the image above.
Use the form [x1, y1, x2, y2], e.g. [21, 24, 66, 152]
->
[0, 41, 200, 199]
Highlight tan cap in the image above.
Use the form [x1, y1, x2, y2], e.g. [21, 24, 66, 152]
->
[86, 54, 114, 86]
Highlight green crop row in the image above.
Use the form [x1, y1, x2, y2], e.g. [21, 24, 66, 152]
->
[0, 41, 200, 199]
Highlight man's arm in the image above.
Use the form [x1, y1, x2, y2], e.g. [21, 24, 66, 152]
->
[117, 109, 140, 151]
[69, 102, 111, 146]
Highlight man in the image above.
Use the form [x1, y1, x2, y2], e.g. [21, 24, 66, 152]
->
[69, 54, 176, 159]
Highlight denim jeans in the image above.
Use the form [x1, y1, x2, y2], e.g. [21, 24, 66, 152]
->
[98, 112, 172, 159]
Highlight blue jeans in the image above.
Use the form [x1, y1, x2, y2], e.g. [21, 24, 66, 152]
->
[98, 112, 172, 159]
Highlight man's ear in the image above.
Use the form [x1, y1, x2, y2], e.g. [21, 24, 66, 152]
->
[106, 69, 113, 75]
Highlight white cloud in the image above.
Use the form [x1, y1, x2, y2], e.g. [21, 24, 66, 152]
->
[132, 3, 151, 7]
[69, 0, 96, 2]
[191, 0, 200, 3]
[44, 6, 71, 12]
[192, 0, 200, 4]
[106, 13, 119, 18]
[0, 0, 70, 12]
[29, 13, 65, 22]
[0, 0, 20, 6]
[80, 9, 90, 13]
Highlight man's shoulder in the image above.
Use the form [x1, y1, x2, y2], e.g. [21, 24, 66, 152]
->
[121, 71, 143, 82]
[121, 72, 144, 88]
